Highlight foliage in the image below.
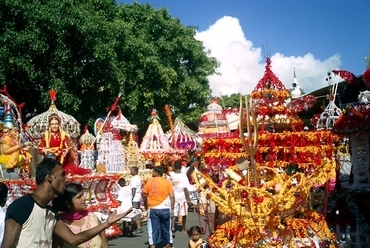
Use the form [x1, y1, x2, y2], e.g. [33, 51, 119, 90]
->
[0, 1, 218, 133]
[216, 93, 242, 108]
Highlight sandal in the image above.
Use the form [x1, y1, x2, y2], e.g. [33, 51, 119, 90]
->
[181, 228, 188, 234]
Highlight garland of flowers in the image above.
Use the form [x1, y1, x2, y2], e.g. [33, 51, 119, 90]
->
[202, 131, 338, 171]
[193, 159, 337, 247]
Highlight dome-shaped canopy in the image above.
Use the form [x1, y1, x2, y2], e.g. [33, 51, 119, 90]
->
[111, 109, 138, 132]
[26, 90, 81, 139]
[206, 100, 223, 112]
[79, 128, 95, 146]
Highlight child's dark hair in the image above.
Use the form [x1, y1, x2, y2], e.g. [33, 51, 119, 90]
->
[52, 183, 84, 212]
[188, 225, 202, 237]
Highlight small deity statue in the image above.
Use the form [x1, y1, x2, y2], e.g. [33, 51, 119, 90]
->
[39, 113, 90, 175]
[0, 126, 32, 179]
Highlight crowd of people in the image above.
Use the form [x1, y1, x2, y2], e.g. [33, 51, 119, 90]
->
[0, 158, 132, 248]
[0, 157, 210, 248]
[112, 158, 211, 248]
[0, 112, 211, 247]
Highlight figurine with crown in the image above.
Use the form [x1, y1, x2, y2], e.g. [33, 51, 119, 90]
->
[0, 103, 32, 179]
[26, 89, 90, 175]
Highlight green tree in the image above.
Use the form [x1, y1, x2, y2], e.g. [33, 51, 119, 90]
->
[217, 93, 242, 108]
[0, 1, 218, 133]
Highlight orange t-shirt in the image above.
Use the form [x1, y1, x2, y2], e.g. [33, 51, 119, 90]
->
[143, 177, 173, 209]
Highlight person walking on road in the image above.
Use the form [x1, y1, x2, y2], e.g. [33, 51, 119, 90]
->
[143, 167, 175, 248]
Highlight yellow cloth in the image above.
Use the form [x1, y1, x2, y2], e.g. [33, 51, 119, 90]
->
[61, 212, 102, 248]
[0, 136, 32, 169]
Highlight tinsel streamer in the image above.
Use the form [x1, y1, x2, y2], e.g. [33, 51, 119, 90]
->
[164, 104, 176, 148]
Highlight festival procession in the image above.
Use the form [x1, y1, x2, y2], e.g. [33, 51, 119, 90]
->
[0, 54, 370, 248]
[1, 2, 370, 248]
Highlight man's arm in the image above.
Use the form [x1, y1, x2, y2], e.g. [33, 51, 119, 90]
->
[1, 219, 21, 248]
[54, 210, 131, 246]
[169, 190, 175, 216]
[131, 187, 136, 201]
[184, 188, 192, 206]
[142, 193, 148, 210]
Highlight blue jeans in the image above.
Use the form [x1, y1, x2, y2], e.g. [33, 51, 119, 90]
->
[147, 208, 173, 246]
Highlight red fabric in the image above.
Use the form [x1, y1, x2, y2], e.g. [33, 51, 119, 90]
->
[363, 68, 370, 87]
[49, 89, 57, 102]
[40, 131, 91, 175]
[60, 210, 89, 221]
[332, 70, 356, 84]
[109, 96, 120, 112]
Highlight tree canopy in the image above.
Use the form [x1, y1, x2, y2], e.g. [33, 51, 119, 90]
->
[0, 0, 218, 132]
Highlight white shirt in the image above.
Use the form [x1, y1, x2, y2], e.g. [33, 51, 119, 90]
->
[117, 185, 133, 214]
[0, 207, 5, 245]
[169, 171, 190, 202]
[181, 166, 187, 174]
[128, 175, 142, 202]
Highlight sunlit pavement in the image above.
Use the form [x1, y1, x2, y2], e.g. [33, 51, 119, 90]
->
[108, 209, 212, 248]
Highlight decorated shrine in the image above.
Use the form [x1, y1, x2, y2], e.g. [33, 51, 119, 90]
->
[26, 89, 80, 140]
[250, 58, 316, 132]
[111, 109, 138, 132]
[110, 109, 145, 170]
[95, 120, 125, 173]
[79, 126, 96, 171]
[139, 109, 175, 165]
[195, 96, 338, 247]
[165, 117, 201, 152]
[194, 58, 339, 247]
[198, 100, 230, 137]
[124, 132, 146, 170]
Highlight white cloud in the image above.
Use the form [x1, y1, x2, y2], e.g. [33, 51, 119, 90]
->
[195, 16, 342, 96]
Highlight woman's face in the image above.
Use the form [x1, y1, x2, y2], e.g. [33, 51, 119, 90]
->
[69, 190, 87, 212]
[10, 128, 19, 140]
[49, 119, 60, 133]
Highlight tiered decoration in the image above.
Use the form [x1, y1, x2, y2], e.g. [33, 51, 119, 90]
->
[251, 58, 304, 132]
[111, 109, 138, 132]
[194, 96, 337, 247]
[79, 126, 96, 170]
[198, 100, 230, 137]
[96, 122, 125, 173]
[124, 133, 146, 170]
[26, 90, 80, 140]
[140, 109, 175, 166]
[165, 117, 202, 152]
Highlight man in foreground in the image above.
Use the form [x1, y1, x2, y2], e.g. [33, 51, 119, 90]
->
[1, 158, 130, 248]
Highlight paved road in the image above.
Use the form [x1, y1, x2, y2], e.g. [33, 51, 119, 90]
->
[108, 209, 212, 248]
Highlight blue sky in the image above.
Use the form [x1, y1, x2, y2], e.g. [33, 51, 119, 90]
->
[118, 0, 370, 96]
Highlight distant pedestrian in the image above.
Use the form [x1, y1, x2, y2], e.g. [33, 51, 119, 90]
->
[129, 166, 143, 234]
[117, 178, 141, 236]
[143, 167, 175, 248]
[169, 160, 192, 234]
